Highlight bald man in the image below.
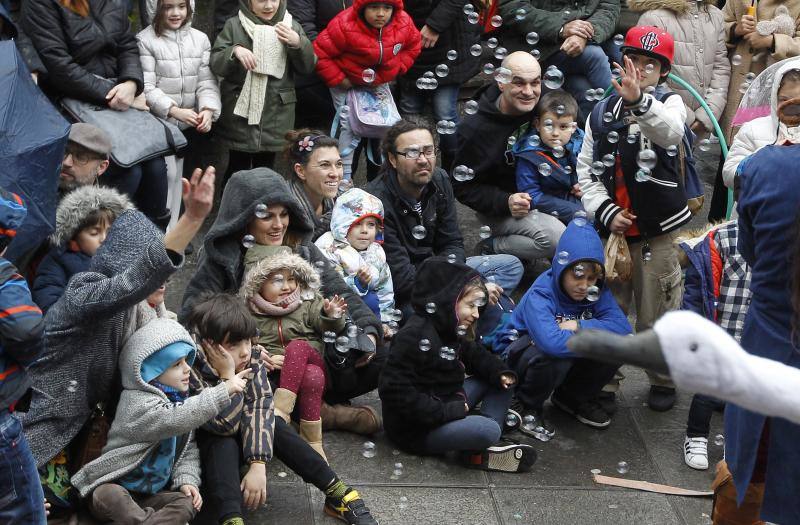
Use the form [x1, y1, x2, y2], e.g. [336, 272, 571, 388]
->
[452, 52, 565, 263]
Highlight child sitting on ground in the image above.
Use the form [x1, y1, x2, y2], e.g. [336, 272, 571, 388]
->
[513, 90, 586, 225]
[379, 257, 536, 472]
[32, 186, 133, 312]
[677, 220, 750, 470]
[240, 245, 347, 460]
[70, 318, 248, 523]
[313, 0, 421, 179]
[496, 218, 632, 441]
[315, 188, 395, 338]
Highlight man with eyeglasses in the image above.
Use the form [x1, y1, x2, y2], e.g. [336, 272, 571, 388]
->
[366, 120, 523, 318]
[59, 124, 112, 193]
[453, 51, 565, 266]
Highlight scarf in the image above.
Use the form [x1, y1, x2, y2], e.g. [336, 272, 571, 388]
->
[290, 178, 334, 232]
[149, 380, 190, 403]
[234, 10, 292, 125]
[249, 288, 303, 316]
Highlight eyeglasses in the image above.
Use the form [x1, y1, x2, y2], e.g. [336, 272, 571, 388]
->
[63, 145, 103, 166]
[395, 145, 438, 160]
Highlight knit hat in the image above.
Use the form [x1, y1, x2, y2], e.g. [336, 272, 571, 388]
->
[51, 186, 135, 246]
[0, 186, 26, 252]
[141, 341, 196, 383]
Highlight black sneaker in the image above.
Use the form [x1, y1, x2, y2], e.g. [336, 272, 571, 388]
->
[511, 400, 555, 442]
[648, 386, 676, 412]
[597, 391, 618, 415]
[551, 396, 611, 428]
[324, 489, 378, 525]
[463, 439, 536, 473]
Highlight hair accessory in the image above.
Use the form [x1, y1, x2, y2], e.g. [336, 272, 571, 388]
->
[298, 136, 316, 152]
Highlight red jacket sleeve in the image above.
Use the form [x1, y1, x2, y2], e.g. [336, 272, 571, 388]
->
[313, 19, 348, 87]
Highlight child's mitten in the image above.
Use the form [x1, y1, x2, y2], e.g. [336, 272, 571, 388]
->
[757, 5, 795, 36]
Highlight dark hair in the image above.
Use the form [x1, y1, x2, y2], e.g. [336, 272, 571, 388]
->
[380, 119, 436, 160]
[73, 208, 115, 240]
[536, 90, 578, 119]
[185, 293, 258, 344]
[283, 129, 340, 180]
[153, 0, 193, 37]
[780, 69, 800, 89]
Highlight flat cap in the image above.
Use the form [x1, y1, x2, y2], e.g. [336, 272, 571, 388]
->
[68, 123, 112, 156]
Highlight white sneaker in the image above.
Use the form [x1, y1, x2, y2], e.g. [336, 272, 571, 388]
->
[684, 436, 709, 470]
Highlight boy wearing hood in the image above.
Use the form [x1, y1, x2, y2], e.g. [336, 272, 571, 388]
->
[497, 219, 632, 439]
[70, 318, 248, 523]
[315, 188, 395, 337]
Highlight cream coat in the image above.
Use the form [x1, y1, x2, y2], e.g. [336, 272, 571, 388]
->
[630, 0, 731, 132]
[136, 24, 221, 128]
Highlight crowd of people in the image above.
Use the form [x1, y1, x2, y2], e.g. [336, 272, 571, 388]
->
[2, 0, 800, 523]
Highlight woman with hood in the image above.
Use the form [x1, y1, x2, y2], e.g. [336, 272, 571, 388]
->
[179, 168, 383, 436]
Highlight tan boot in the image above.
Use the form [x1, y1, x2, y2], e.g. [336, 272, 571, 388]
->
[320, 403, 382, 435]
[273, 388, 297, 423]
[299, 419, 327, 462]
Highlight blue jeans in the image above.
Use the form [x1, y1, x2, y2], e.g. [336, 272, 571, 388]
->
[546, 43, 612, 121]
[398, 82, 460, 169]
[421, 376, 512, 454]
[466, 254, 524, 295]
[0, 411, 46, 524]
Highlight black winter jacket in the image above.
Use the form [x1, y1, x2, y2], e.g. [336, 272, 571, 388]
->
[379, 258, 514, 454]
[366, 167, 465, 307]
[2, 0, 46, 73]
[452, 84, 532, 217]
[32, 248, 90, 314]
[403, 0, 480, 86]
[22, 0, 144, 105]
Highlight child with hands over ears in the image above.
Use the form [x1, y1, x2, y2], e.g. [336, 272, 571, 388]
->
[240, 245, 347, 461]
[70, 318, 250, 523]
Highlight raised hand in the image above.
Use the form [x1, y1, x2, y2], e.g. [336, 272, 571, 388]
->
[323, 294, 348, 319]
[611, 56, 643, 104]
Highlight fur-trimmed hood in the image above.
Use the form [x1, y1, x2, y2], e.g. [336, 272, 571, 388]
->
[52, 186, 135, 246]
[240, 245, 321, 300]
[627, 0, 715, 13]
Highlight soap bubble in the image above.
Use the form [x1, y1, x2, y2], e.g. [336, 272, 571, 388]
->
[514, 8, 526, 20]
[415, 77, 427, 90]
[67, 380, 78, 393]
[602, 153, 615, 167]
[507, 135, 517, 146]
[335, 336, 350, 353]
[242, 234, 255, 248]
[494, 47, 508, 60]
[483, 63, 496, 75]
[490, 15, 502, 27]
[636, 148, 657, 170]
[347, 325, 359, 339]
[666, 144, 678, 157]
[635, 168, 650, 183]
[467, 11, 479, 24]
[613, 34, 624, 46]
[362, 441, 377, 458]
[464, 100, 479, 115]
[392, 462, 404, 478]
[445, 253, 457, 265]
[698, 138, 711, 152]
[419, 339, 431, 352]
[362, 68, 376, 83]
[254, 203, 268, 219]
[530, 49, 540, 59]
[505, 412, 519, 427]
[543, 67, 564, 89]
[557, 251, 569, 265]
[644, 63, 654, 75]
[616, 461, 629, 474]
[435, 64, 449, 77]
[642, 246, 652, 262]
[507, 328, 519, 341]
[479, 225, 491, 239]
[731, 54, 742, 66]
[398, 495, 408, 510]
[552, 146, 565, 158]
[587, 285, 600, 302]
[585, 89, 597, 101]
[573, 210, 588, 227]
[436, 120, 456, 135]
[494, 66, 512, 84]
[470, 43, 482, 56]
[738, 82, 750, 94]
[603, 111, 613, 123]
[439, 346, 456, 360]
[607, 131, 619, 144]
[447, 49, 458, 61]
[527, 134, 541, 147]
[412, 225, 427, 239]
[714, 434, 725, 446]
[323, 331, 336, 343]
[425, 302, 436, 314]
[555, 104, 566, 115]
[339, 179, 353, 192]
[487, 37, 498, 49]
[591, 161, 605, 176]
[573, 263, 585, 277]
[745, 72, 756, 82]
[539, 162, 552, 177]
[626, 133, 638, 144]
[453, 165, 474, 182]
[278, 471, 288, 478]
[462, 3, 474, 14]
[456, 325, 467, 336]
[526, 32, 539, 45]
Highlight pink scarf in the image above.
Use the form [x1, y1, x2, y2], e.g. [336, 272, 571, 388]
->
[249, 289, 303, 316]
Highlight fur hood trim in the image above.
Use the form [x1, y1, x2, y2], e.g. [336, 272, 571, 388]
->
[52, 186, 135, 246]
[627, 0, 715, 14]
[240, 245, 321, 300]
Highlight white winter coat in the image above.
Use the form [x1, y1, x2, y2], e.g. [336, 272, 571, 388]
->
[136, 24, 221, 128]
[722, 58, 800, 187]
[630, 0, 730, 132]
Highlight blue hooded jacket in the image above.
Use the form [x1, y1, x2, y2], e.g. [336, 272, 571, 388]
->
[498, 219, 631, 357]
[512, 128, 585, 224]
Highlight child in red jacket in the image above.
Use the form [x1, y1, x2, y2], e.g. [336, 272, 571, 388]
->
[313, 0, 420, 180]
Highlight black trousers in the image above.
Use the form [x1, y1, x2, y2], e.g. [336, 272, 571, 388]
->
[322, 343, 388, 405]
[707, 152, 729, 222]
[686, 394, 725, 438]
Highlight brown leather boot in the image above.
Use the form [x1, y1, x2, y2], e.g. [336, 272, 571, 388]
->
[711, 461, 766, 525]
[320, 403, 382, 435]
[273, 388, 297, 423]
[299, 419, 327, 463]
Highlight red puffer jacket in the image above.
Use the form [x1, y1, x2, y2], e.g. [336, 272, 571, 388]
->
[313, 0, 421, 87]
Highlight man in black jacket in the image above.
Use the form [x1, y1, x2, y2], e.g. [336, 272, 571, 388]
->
[452, 51, 565, 264]
[366, 120, 523, 317]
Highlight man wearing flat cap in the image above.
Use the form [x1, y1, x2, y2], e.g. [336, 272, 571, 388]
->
[59, 123, 112, 193]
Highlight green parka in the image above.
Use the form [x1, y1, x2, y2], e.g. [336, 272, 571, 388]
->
[497, 0, 620, 61]
[210, 0, 317, 153]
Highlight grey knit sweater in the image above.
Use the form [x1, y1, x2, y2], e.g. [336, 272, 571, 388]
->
[71, 318, 230, 497]
[22, 211, 184, 466]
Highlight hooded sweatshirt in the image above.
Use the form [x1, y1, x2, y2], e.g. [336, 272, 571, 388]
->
[315, 188, 394, 322]
[179, 168, 380, 340]
[33, 186, 135, 313]
[498, 220, 632, 358]
[71, 318, 230, 497]
[722, 57, 800, 188]
[378, 257, 514, 454]
[241, 244, 346, 355]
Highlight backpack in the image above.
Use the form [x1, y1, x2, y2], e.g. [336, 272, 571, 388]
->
[346, 84, 401, 139]
[589, 91, 705, 215]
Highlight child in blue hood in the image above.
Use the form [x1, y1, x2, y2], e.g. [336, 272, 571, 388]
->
[513, 90, 586, 225]
[497, 218, 631, 440]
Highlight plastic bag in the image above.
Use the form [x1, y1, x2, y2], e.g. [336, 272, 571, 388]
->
[604, 233, 632, 282]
